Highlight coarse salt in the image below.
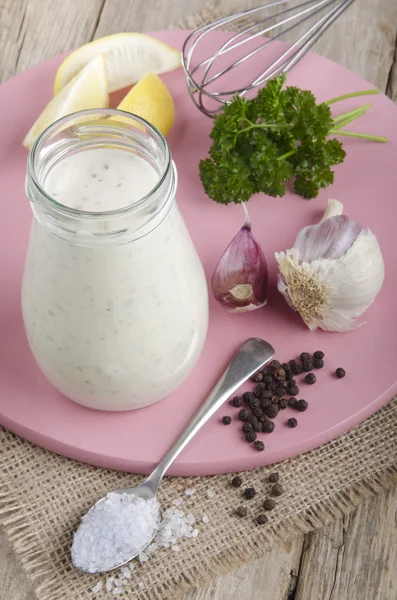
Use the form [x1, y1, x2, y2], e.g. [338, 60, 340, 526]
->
[91, 581, 103, 593]
[202, 515, 209, 524]
[206, 489, 214, 498]
[184, 489, 196, 496]
[113, 588, 122, 596]
[172, 498, 183, 506]
[72, 492, 158, 573]
[171, 545, 180, 552]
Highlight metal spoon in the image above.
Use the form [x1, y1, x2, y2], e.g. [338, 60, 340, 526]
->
[72, 337, 274, 574]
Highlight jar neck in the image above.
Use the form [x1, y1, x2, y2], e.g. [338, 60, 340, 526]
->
[25, 109, 176, 246]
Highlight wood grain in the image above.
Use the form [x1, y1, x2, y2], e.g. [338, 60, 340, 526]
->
[0, 0, 397, 599]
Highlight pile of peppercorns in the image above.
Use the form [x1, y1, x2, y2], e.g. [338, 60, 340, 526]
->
[231, 471, 284, 525]
[221, 352, 346, 447]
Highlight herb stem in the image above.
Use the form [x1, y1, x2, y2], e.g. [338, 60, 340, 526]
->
[277, 149, 296, 161]
[333, 103, 372, 123]
[238, 123, 290, 135]
[328, 129, 388, 142]
[325, 89, 380, 105]
[332, 108, 370, 130]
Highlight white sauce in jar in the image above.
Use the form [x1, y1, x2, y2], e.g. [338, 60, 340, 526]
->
[22, 148, 208, 411]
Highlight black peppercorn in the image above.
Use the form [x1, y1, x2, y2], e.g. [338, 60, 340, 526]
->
[254, 513, 268, 525]
[272, 483, 284, 496]
[249, 398, 260, 410]
[289, 360, 303, 375]
[252, 371, 264, 382]
[222, 415, 232, 425]
[261, 389, 272, 399]
[335, 368, 346, 378]
[263, 498, 276, 511]
[238, 408, 250, 421]
[231, 476, 243, 488]
[255, 383, 266, 395]
[235, 505, 248, 517]
[242, 422, 253, 434]
[267, 382, 277, 392]
[275, 387, 286, 398]
[231, 396, 243, 407]
[302, 360, 314, 372]
[245, 431, 257, 443]
[268, 472, 279, 483]
[313, 350, 324, 360]
[300, 352, 311, 362]
[270, 360, 281, 369]
[279, 399, 288, 409]
[254, 407, 264, 419]
[274, 367, 286, 381]
[281, 362, 292, 374]
[288, 385, 300, 396]
[262, 420, 275, 433]
[295, 399, 308, 412]
[243, 391, 255, 404]
[253, 440, 265, 451]
[287, 417, 298, 428]
[313, 358, 324, 369]
[304, 373, 316, 385]
[288, 397, 297, 407]
[260, 398, 272, 410]
[265, 404, 280, 419]
[264, 375, 273, 385]
[256, 422, 263, 432]
[244, 487, 256, 500]
[279, 379, 289, 389]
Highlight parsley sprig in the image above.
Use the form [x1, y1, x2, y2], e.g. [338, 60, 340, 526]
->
[199, 74, 387, 203]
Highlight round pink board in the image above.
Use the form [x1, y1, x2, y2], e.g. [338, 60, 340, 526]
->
[1, 30, 397, 476]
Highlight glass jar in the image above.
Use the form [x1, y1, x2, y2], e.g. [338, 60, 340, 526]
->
[22, 109, 209, 411]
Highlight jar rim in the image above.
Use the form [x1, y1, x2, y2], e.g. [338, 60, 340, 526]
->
[27, 108, 172, 220]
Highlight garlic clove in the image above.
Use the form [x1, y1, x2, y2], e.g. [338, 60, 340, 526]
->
[212, 204, 268, 313]
[294, 199, 363, 262]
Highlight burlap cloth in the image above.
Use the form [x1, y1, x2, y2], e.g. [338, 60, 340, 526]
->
[1, 5, 397, 600]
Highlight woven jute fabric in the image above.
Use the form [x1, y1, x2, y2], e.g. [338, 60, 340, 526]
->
[1, 5, 397, 600]
[1, 399, 397, 600]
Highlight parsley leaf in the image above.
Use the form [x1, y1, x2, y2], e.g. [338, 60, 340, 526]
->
[198, 73, 382, 203]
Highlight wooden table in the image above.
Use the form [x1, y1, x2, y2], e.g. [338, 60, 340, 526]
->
[1, 1, 397, 598]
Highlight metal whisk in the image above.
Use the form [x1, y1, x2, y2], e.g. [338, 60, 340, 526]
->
[182, 0, 355, 117]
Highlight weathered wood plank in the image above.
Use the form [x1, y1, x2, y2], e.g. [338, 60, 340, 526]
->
[0, 0, 106, 83]
[293, 485, 397, 600]
[186, 537, 304, 600]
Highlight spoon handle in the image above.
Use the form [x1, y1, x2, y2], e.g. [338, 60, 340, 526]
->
[145, 338, 274, 489]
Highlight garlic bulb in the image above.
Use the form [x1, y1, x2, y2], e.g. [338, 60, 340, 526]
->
[212, 204, 268, 312]
[275, 199, 385, 332]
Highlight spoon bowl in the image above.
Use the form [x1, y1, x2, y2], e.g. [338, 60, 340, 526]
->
[71, 338, 275, 574]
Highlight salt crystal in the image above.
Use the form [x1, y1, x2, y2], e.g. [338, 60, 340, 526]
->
[71, 492, 159, 573]
[184, 489, 196, 496]
[91, 581, 103, 593]
[106, 579, 114, 592]
[114, 578, 123, 587]
[120, 567, 131, 579]
[172, 498, 183, 506]
[171, 545, 180, 552]
[206, 489, 214, 498]
[139, 582, 145, 589]
[186, 513, 195, 525]
[139, 552, 149, 563]
[202, 515, 209, 524]
[113, 588, 122, 596]
[192, 529, 199, 537]
[129, 563, 136, 572]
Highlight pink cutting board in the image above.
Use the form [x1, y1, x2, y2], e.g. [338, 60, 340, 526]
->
[0, 30, 397, 476]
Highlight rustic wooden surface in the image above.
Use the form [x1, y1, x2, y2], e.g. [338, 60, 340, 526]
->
[0, 0, 397, 598]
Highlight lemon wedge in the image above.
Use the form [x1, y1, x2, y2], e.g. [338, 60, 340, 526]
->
[117, 72, 175, 136]
[23, 54, 108, 149]
[54, 33, 181, 95]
